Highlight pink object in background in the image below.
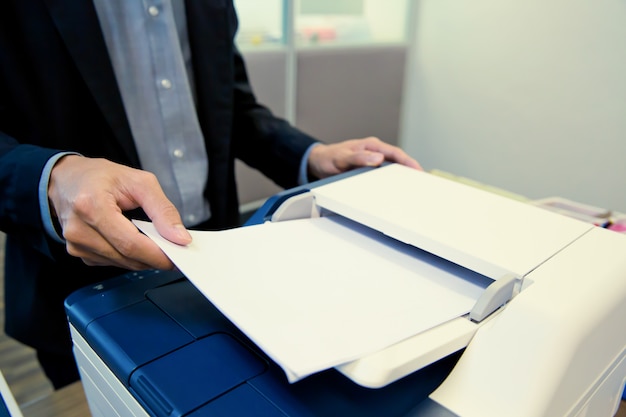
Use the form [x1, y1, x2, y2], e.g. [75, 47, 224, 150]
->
[608, 218, 626, 233]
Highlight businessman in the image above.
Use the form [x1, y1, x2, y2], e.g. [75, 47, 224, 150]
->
[0, 0, 420, 389]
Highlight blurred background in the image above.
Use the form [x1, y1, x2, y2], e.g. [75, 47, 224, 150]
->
[233, 0, 626, 215]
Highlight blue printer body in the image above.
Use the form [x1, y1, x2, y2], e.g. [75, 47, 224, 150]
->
[65, 269, 458, 417]
[64, 168, 459, 417]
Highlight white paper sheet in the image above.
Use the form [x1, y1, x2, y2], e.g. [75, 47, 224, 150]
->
[134, 216, 487, 383]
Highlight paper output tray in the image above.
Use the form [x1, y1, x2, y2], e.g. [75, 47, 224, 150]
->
[267, 164, 592, 388]
[271, 193, 514, 388]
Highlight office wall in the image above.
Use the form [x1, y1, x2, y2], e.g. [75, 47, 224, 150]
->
[400, 0, 626, 212]
[295, 46, 406, 144]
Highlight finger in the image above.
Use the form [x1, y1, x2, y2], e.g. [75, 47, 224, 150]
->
[74, 244, 156, 270]
[385, 152, 423, 170]
[342, 150, 385, 169]
[65, 213, 175, 270]
[98, 211, 177, 269]
[124, 173, 192, 246]
[362, 140, 422, 170]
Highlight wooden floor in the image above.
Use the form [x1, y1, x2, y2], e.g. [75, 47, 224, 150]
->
[0, 233, 55, 410]
[0, 233, 53, 406]
[1, 231, 625, 416]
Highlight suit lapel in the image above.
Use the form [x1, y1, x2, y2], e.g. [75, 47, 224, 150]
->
[41, 0, 139, 164]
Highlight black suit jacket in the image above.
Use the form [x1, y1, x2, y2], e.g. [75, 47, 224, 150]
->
[0, 0, 317, 353]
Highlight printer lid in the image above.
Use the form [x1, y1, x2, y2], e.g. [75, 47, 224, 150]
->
[311, 164, 593, 280]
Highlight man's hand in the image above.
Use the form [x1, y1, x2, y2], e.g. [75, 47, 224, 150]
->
[307, 136, 422, 179]
[48, 155, 191, 270]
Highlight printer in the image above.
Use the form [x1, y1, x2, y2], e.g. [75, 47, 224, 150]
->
[65, 164, 626, 417]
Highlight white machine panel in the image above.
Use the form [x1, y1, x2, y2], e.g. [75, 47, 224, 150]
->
[312, 164, 593, 280]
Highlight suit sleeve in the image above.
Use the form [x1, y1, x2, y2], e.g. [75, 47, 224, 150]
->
[230, 48, 320, 190]
[0, 131, 63, 257]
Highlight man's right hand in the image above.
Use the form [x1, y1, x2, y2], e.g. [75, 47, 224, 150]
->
[47, 155, 191, 270]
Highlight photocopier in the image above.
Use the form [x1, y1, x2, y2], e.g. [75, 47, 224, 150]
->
[65, 164, 626, 417]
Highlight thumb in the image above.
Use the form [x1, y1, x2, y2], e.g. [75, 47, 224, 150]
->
[132, 182, 192, 246]
[153, 211, 193, 246]
[151, 201, 191, 246]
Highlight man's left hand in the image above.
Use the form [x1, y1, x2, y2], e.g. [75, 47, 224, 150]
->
[307, 136, 422, 179]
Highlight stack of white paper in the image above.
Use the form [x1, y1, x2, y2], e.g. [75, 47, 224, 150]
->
[135, 216, 486, 383]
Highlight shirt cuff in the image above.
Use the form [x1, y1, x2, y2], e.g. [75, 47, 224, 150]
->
[298, 142, 321, 185]
[38, 152, 80, 243]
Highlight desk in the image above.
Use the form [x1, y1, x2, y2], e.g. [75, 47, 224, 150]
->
[21, 382, 90, 417]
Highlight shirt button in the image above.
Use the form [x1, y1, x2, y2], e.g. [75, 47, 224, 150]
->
[160, 78, 172, 89]
[173, 149, 184, 158]
[148, 6, 159, 16]
[186, 214, 196, 224]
